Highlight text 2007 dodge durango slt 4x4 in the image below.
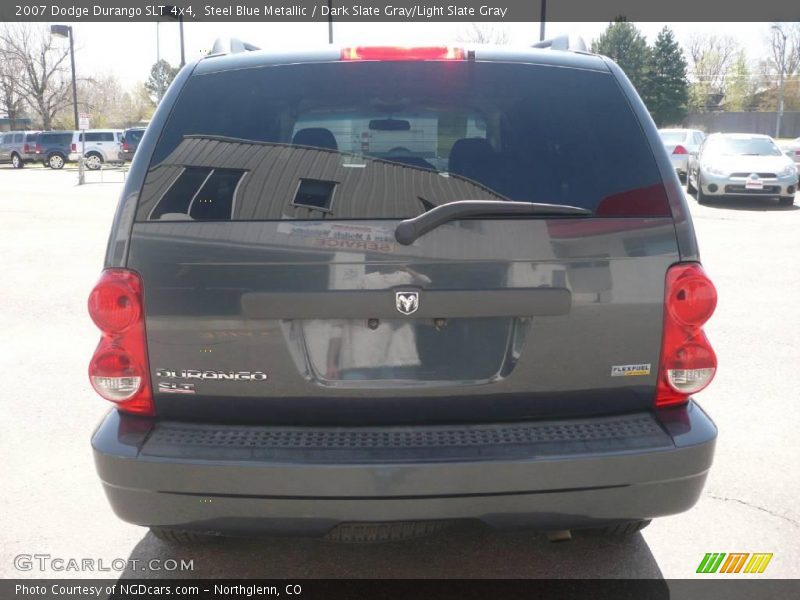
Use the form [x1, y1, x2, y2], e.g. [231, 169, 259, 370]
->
[89, 39, 718, 543]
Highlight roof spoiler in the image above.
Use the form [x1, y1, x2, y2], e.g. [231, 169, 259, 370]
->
[531, 35, 588, 53]
[209, 37, 262, 56]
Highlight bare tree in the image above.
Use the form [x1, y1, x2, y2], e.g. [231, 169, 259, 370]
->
[0, 23, 72, 129]
[0, 47, 26, 126]
[456, 23, 510, 45]
[117, 82, 155, 127]
[766, 23, 800, 80]
[686, 34, 739, 111]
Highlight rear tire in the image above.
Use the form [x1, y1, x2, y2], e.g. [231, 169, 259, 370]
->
[48, 153, 65, 169]
[324, 521, 452, 543]
[779, 196, 795, 206]
[85, 152, 103, 170]
[149, 528, 218, 544]
[584, 519, 652, 537]
[11, 153, 23, 169]
[686, 168, 696, 193]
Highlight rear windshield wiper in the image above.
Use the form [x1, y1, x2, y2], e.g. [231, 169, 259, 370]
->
[395, 200, 592, 245]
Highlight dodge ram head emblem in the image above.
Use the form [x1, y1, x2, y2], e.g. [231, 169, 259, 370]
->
[395, 291, 420, 315]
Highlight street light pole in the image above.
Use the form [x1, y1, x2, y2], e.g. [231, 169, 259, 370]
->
[51, 25, 78, 130]
[178, 16, 185, 67]
[163, 5, 185, 67]
[50, 24, 82, 184]
[328, 0, 334, 44]
[772, 25, 787, 139]
[539, 0, 547, 41]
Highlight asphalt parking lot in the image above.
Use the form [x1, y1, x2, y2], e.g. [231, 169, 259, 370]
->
[1, 164, 798, 580]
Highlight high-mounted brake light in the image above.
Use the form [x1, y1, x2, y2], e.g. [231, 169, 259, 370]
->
[673, 145, 688, 155]
[88, 269, 153, 416]
[341, 46, 466, 61]
[656, 263, 718, 407]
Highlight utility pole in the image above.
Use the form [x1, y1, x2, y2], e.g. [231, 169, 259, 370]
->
[772, 25, 787, 139]
[156, 21, 164, 102]
[328, 0, 334, 44]
[50, 25, 78, 130]
[539, 0, 547, 41]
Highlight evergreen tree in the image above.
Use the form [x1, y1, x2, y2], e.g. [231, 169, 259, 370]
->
[591, 20, 651, 97]
[647, 27, 690, 126]
[145, 59, 179, 104]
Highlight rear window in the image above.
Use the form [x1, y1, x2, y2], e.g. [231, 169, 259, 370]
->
[126, 129, 144, 144]
[137, 61, 662, 222]
[82, 132, 115, 142]
[659, 131, 687, 144]
[40, 133, 73, 145]
[706, 137, 782, 157]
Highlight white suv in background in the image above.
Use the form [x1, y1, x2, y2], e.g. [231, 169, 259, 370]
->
[69, 130, 124, 170]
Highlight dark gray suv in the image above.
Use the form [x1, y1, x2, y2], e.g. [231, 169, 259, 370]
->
[89, 39, 718, 544]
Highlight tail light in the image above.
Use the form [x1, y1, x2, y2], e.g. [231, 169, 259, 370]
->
[672, 145, 688, 155]
[71, 143, 77, 152]
[35, 143, 41, 154]
[122, 141, 130, 152]
[341, 46, 465, 61]
[87, 269, 153, 415]
[795, 150, 800, 157]
[656, 263, 717, 407]
[23, 143, 29, 153]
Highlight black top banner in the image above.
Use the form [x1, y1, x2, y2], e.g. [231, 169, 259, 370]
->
[2, 0, 799, 22]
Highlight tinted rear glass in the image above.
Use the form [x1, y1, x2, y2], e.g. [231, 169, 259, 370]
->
[82, 132, 115, 142]
[126, 129, 144, 144]
[659, 131, 688, 144]
[40, 133, 73, 145]
[138, 61, 661, 221]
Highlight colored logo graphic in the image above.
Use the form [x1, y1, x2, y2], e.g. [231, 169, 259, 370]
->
[696, 553, 773, 574]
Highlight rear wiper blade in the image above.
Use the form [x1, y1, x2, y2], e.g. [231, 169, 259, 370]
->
[395, 200, 591, 245]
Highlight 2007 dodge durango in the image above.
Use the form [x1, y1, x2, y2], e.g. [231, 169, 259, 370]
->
[89, 40, 718, 544]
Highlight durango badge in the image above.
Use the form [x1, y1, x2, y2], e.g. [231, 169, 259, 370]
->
[157, 369, 268, 381]
[395, 291, 420, 315]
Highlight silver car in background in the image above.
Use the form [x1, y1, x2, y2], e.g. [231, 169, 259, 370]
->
[658, 128, 705, 181]
[781, 137, 800, 167]
[687, 133, 798, 206]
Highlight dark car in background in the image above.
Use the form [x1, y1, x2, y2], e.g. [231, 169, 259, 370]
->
[119, 127, 145, 162]
[34, 131, 76, 169]
[89, 39, 718, 544]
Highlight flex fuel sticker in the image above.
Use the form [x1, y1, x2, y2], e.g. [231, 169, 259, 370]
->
[611, 364, 651, 377]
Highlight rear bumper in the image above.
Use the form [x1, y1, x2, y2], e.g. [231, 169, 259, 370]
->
[92, 402, 716, 535]
[670, 154, 689, 175]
